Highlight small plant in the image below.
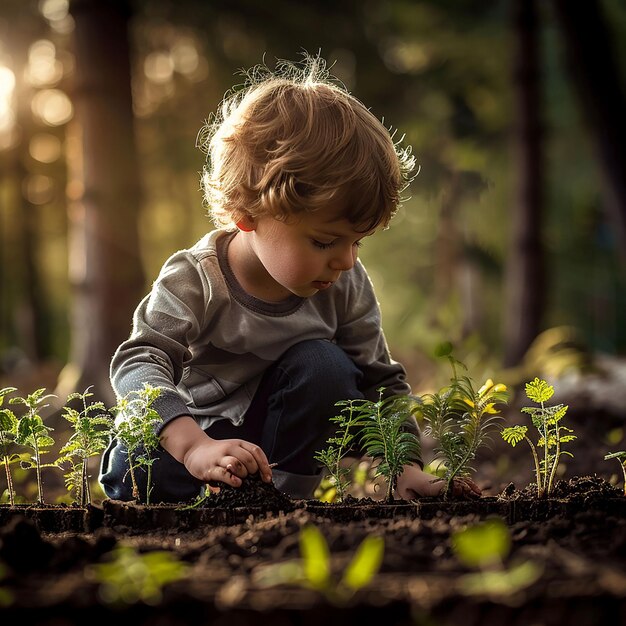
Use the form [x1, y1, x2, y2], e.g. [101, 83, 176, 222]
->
[502, 378, 575, 498]
[452, 518, 542, 598]
[314, 399, 367, 502]
[11, 388, 56, 504]
[356, 391, 422, 502]
[604, 451, 626, 496]
[177, 484, 212, 510]
[252, 523, 384, 604]
[112, 384, 163, 504]
[0, 387, 18, 505]
[87, 545, 189, 606]
[58, 387, 113, 507]
[419, 349, 508, 497]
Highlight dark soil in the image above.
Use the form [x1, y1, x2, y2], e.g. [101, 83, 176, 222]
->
[1, 475, 626, 625]
[205, 472, 295, 511]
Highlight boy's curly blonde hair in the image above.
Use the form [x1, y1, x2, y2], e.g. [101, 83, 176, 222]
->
[197, 55, 415, 231]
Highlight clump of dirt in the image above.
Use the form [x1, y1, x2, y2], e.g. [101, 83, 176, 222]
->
[206, 473, 294, 512]
[501, 475, 622, 500]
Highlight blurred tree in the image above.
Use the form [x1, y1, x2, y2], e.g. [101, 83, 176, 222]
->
[0, 4, 51, 364]
[552, 0, 626, 264]
[56, 0, 144, 402]
[503, 0, 546, 366]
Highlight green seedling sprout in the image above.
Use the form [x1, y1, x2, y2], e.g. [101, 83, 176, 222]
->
[419, 347, 508, 497]
[314, 399, 366, 502]
[112, 384, 163, 504]
[87, 545, 189, 606]
[452, 518, 542, 599]
[252, 523, 384, 605]
[604, 451, 626, 496]
[0, 387, 18, 505]
[502, 378, 575, 498]
[58, 387, 113, 507]
[11, 388, 56, 504]
[357, 391, 421, 502]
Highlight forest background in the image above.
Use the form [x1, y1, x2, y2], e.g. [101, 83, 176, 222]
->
[0, 0, 625, 409]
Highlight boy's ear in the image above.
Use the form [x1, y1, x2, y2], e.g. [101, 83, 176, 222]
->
[236, 216, 255, 232]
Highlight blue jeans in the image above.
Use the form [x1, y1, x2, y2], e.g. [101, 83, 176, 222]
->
[99, 340, 364, 502]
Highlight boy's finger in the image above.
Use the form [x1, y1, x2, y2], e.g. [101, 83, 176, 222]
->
[223, 456, 249, 478]
[210, 465, 242, 488]
[241, 442, 272, 481]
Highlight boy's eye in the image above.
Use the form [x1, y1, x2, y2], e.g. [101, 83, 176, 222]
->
[312, 239, 335, 250]
[312, 239, 364, 250]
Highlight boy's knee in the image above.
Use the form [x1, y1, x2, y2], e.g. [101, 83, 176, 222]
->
[280, 339, 361, 393]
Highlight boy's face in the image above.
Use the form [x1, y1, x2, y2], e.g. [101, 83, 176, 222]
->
[242, 209, 377, 300]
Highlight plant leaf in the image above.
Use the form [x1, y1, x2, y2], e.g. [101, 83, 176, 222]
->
[299, 525, 330, 591]
[341, 535, 384, 591]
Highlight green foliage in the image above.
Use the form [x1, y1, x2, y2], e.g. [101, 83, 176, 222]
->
[177, 484, 212, 510]
[87, 545, 189, 606]
[253, 524, 384, 605]
[604, 451, 626, 496]
[11, 388, 56, 504]
[0, 387, 19, 505]
[452, 519, 542, 599]
[314, 400, 367, 502]
[502, 378, 575, 498]
[355, 391, 421, 502]
[58, 387, 113, 507]
[112, 384, 164, 504]
[419, 359, 508, 497]
[452, 518, 511, 569]
[315, 391, 421, 503]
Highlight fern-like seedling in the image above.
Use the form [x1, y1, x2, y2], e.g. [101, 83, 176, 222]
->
[353, 390, 421, 503]
[501, 378, 575, 498]
[111, 384, 163, 504]
[314, 400, 365, 502]
[58, 387, 113, 507]
[11, 388, 56, 504]
[0, 387, 18, 505]
[420, 373, 508, 498]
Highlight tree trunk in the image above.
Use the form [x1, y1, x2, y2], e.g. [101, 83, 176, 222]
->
[551, 0, 626, 264]
[503, 0, 546, 367]
[57, 0, 144, 403]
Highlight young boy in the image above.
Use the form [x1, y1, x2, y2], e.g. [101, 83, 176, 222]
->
[100, 56, 480, 502]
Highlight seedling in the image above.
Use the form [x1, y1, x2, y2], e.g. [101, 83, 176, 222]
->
[253, 523, 384, 604]
[112, 384, 163, 504]
[314, 399, 367, 502]
[11, 388, 56, 504]
[0, 387, 18, 505]
[357, 391, 421, 502]
[604, 451, 626, 496]
[419, 350, 508, 497]
[58, 387, 113, 507]
[87, 545, 189, 606]
[502, 378, 575, 498]
[452, 518, 541, 598]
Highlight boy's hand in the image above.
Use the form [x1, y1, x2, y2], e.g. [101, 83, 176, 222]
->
[160, 415, 272, 488]
[396, 463, 481, 499]
[183, 437, 273, 488]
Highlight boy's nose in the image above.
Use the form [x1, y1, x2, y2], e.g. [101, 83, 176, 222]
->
[329, 245, 357, 271]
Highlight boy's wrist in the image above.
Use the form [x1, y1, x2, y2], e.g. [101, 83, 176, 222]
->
[160, 415, 212, 464]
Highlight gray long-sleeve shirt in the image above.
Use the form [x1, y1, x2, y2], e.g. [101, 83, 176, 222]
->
[111, 229, 414, 435]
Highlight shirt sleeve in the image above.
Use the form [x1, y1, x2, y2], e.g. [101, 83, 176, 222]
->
[110, 249, 211, 432]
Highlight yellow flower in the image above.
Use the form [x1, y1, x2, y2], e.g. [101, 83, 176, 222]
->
[478, 379, 494, 396]
[492, 383, 507, 393]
